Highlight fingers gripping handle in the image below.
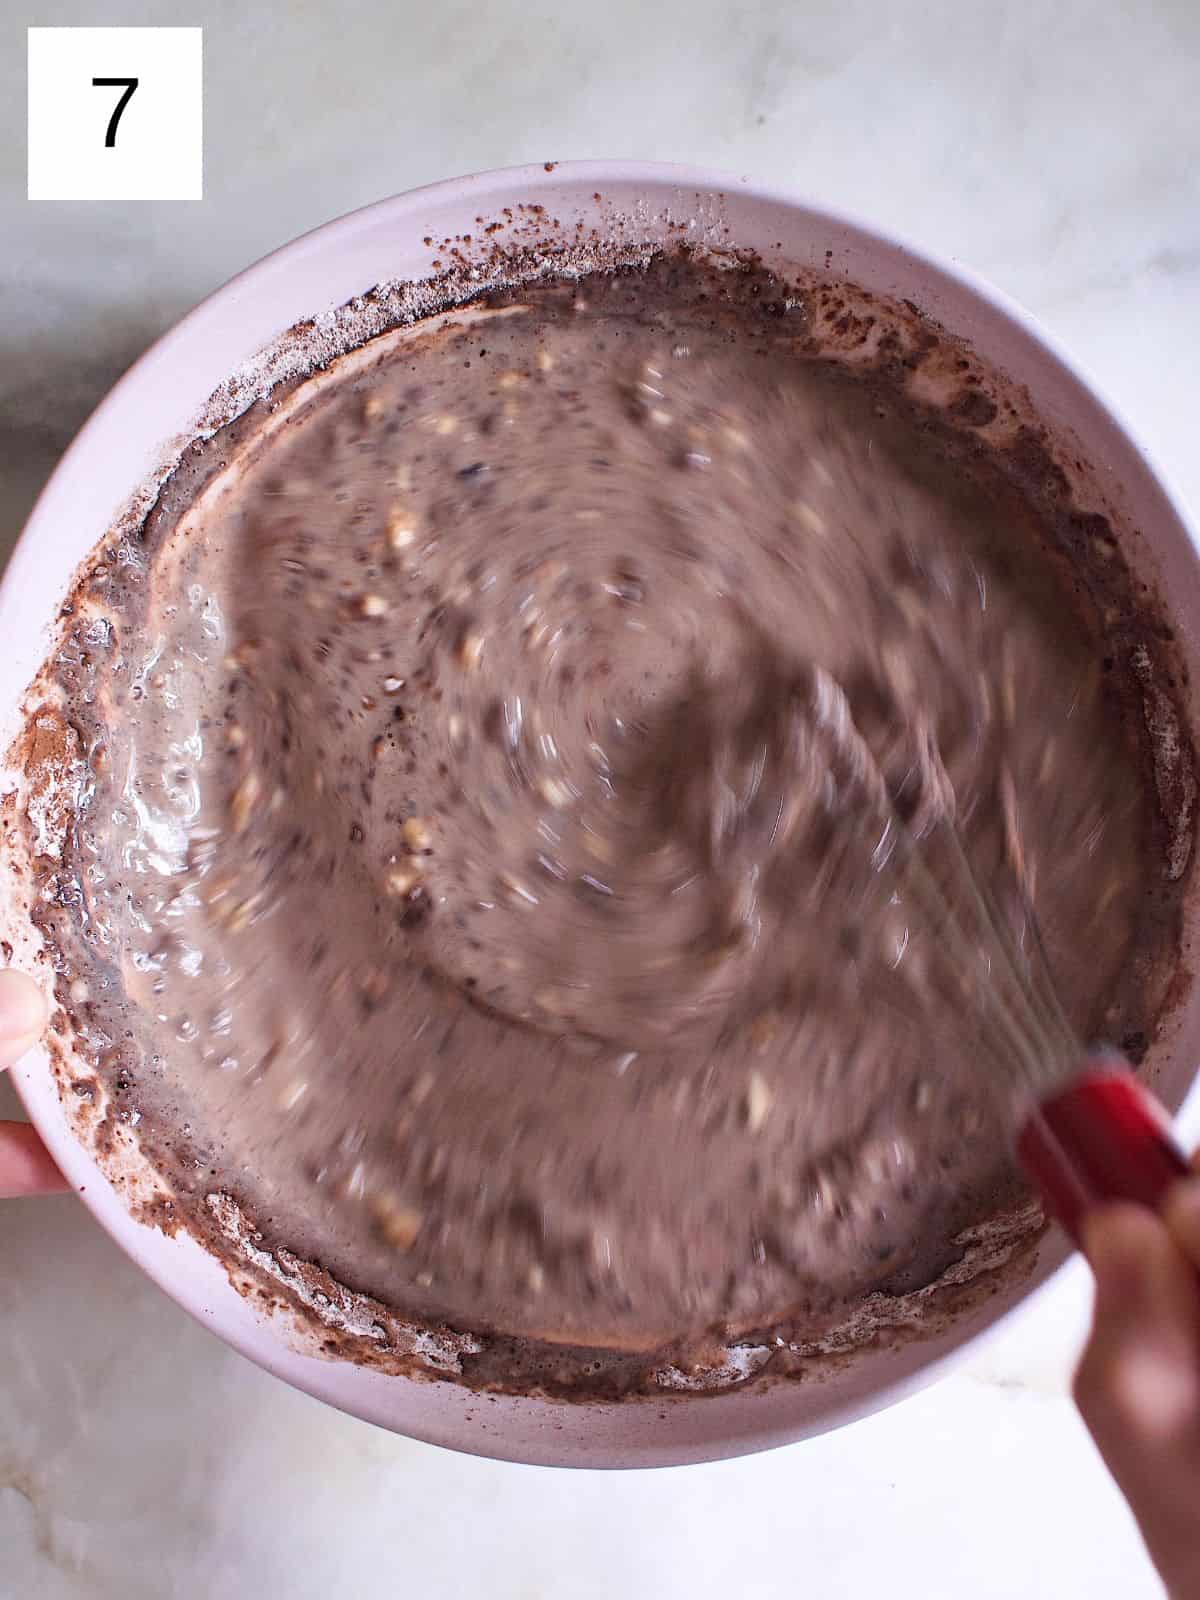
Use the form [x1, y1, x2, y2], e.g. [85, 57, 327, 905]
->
[1017, 1062, 1191, 1249]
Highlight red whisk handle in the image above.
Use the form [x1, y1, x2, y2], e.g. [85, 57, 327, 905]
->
[1017, 1059, 1192, 1249]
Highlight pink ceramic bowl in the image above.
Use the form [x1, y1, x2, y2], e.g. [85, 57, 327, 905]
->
[4, 162, 1199, 1467]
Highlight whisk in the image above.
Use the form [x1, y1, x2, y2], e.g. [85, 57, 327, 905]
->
[806, 663, 1192, 1248]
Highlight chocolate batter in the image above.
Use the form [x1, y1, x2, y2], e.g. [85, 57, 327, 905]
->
[28, 254, 1184, 1380]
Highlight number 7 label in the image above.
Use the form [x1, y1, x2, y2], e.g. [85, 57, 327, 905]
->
[92, 77, 140, 149]
[28, 28, 202, 201]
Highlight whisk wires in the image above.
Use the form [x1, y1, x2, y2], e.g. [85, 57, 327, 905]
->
[807, 663, 1080, 1105]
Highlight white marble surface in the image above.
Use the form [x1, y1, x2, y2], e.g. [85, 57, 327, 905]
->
[3, 1, 1199, 1594]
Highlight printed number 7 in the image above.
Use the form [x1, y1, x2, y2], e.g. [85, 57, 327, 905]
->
[92, 78, 139, 149]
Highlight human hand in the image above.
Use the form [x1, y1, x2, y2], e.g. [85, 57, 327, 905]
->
[1075, 1167, 1200, 1599]
[0, 967, 65, 1197]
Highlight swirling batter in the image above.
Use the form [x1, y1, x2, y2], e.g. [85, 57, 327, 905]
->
[30, 254, 1182, 1378]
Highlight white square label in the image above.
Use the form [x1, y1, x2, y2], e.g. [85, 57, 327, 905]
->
[28, 27, 203, 201]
